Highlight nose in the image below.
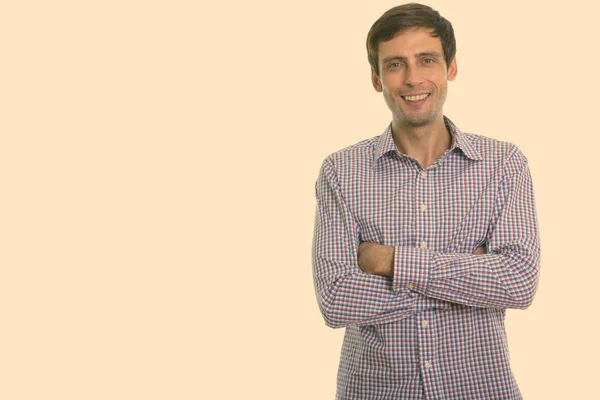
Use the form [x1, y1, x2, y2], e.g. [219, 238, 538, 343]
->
[404, 66, 423, 86]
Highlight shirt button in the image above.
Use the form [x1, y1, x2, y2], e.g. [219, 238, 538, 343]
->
[424, 361, 432, 370]
[407, 282, 415, 290]
[420, 241, 428, 249]
[420, 203, 427, 212]
[422, 320, 429, 328]
[420, 171, 427, 178]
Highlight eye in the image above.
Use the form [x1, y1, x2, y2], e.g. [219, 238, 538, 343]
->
[423, 58, 434, 64]
[388, 62, 403, 69]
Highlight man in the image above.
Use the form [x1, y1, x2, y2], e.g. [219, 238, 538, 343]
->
[312, 3, 540, 399]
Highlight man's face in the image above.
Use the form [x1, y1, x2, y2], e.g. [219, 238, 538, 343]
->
[371, 26, 457, 129]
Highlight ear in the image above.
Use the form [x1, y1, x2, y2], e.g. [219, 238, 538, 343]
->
[447, 56, 458, 81]
[371, 67, 383, 92]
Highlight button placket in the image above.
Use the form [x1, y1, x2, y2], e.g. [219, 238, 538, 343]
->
[416, 168, 429, 251]
[417, 302, 439, 397]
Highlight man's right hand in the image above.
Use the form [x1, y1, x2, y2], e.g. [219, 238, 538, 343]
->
[473, 245, 487, 255]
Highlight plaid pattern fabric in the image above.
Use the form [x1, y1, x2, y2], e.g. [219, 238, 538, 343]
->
[312, 116, 540, 399]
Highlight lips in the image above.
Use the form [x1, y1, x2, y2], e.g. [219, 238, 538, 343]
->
[402, 93, 430, 102]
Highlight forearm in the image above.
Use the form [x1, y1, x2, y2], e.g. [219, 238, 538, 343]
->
[357, 241, 534, 310]
[313, 258, 420, 328]
[313, 227, 446, 328]
[392, 243, 540, 309]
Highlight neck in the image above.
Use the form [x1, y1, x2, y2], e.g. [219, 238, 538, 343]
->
[391, 117, 452, 169]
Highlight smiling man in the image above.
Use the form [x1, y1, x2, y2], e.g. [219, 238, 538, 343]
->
[312, 3, 540, 399]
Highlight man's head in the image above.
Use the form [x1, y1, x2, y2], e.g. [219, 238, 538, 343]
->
[367, 4, 457, 129]
[367, 3, 456, 77]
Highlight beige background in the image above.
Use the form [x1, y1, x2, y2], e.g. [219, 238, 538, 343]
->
[1, 0, 598, 399]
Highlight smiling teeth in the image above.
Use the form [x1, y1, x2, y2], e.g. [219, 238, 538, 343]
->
[404, 94, 429, 101]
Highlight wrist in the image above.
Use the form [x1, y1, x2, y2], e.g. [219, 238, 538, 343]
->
[379, 245, 395, 278]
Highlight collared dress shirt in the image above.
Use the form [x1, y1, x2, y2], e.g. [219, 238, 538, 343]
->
[312, 117, 540, 399]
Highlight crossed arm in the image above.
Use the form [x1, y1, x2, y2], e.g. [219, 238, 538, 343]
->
[312, 149, 540, 329]
[358, 241, 487, 277]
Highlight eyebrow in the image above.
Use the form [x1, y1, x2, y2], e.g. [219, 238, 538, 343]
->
[381, 51, 443, 64]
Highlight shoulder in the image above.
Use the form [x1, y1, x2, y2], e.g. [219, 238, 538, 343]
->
[463, 132, 528, 166]
[321, 135, 380, 171]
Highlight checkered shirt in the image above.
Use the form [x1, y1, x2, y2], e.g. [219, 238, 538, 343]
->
[312, 116, 541, 399]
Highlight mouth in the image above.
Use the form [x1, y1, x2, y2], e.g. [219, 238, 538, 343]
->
[401, 93, 431, 102]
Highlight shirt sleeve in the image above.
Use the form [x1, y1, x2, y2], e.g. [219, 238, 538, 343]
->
[392, 148, 541, 309]
[312, 157, 448, 328]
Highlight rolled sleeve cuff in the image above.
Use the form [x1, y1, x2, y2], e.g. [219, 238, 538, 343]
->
[392, 247, 432, 293]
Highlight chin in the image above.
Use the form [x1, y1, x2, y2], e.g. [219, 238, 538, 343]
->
[397, 109, 441, 127]
[401, 115, 434, 128]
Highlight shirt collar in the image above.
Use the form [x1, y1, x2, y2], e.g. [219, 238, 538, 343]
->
[373, 116, 483, 164]
[443, 116, 483, 161]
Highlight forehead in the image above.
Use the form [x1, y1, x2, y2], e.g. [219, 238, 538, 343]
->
[377, 26, 443, 59]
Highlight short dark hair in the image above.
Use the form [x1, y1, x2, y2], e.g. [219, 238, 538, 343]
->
[367, 3, 456, 76]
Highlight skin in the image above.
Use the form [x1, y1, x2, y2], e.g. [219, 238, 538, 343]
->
[359, 242, 487, 278]
[371, 26, 457, 170]
[359, 26, 486, 278]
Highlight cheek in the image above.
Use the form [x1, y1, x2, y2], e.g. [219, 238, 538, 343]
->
[384, 89, 402, 104]
[381, 85, 395, 98]
[382, 90, 399, 109]
[421, 68, 442, 82]
[431, 72, 448, 87]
